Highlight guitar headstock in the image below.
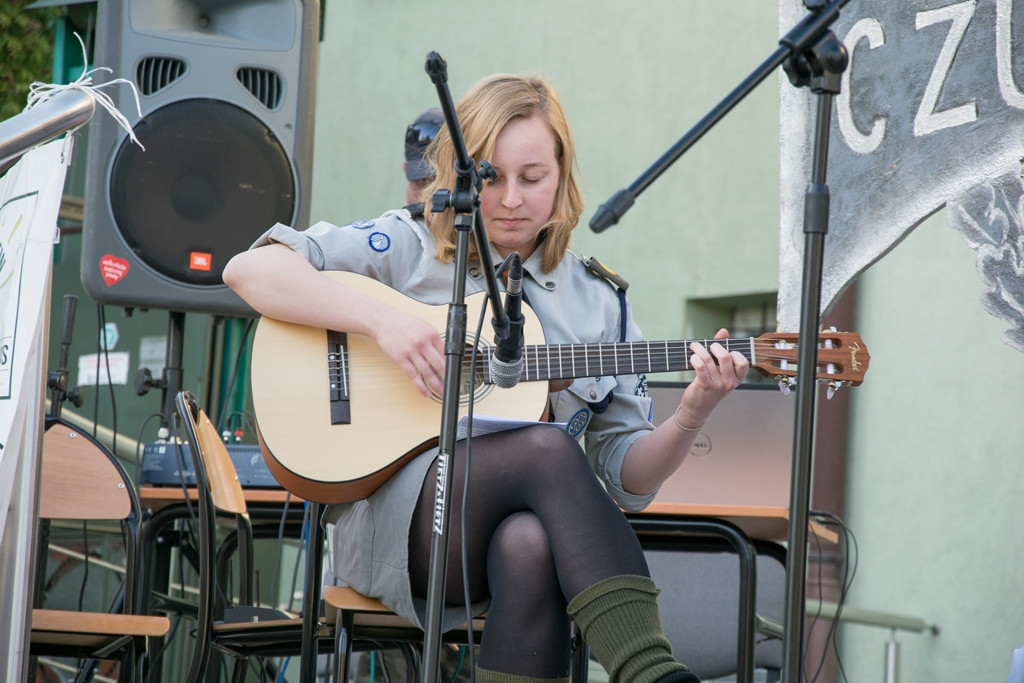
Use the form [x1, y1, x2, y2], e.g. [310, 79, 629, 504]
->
[752, 331, 869, 386]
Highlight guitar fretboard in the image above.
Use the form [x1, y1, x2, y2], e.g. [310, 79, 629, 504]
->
[480, 338, 757, 383]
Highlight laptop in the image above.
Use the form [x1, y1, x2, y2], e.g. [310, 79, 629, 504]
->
[646, 382, 796, 508]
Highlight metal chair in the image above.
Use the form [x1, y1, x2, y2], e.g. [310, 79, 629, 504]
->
[640, 527, 785, 683]
[174, 390, 310, 682]
[30, 417, 171, 683]
[319, 539, 591, 683]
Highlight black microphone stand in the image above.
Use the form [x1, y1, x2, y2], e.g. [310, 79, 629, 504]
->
[47, 294, 81, 419]
[588, 3, 850, 682]
[778, 26, 848, 683]
[420, 51, 508, 683]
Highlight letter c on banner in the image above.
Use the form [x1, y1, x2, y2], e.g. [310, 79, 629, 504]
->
[838, 17, 887, 155]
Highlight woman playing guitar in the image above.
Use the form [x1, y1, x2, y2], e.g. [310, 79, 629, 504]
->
[223, 73, 748, 683]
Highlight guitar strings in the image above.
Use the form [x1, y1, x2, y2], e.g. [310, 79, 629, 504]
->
[330, 337, 849, 387]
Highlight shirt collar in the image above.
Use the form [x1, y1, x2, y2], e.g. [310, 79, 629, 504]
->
[466, 244, 560, 292]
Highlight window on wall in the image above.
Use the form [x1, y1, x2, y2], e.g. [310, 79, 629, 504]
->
[683, 292, 778, 385]
[728, 300, 778, 339]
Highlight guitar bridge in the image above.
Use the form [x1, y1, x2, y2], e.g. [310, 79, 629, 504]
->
[327, 330, 351, 425]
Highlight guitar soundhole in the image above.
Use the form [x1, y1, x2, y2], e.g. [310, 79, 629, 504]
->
[428, 339, 494, 405]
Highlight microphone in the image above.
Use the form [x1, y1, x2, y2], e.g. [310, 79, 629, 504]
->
[490, 253, 525, 388]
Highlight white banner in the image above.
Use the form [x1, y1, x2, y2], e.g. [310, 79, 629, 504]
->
[779, 0, 1024, 337]
[0, 136, 69, 521]
[0, 137, 71, 678]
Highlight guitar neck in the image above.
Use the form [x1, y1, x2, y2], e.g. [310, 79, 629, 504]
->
[484, 338, 756, 383]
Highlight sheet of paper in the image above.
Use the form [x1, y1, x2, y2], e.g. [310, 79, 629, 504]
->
[457, 415, 567, 440]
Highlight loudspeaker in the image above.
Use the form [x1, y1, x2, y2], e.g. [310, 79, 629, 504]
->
[81, 0, 320, 318]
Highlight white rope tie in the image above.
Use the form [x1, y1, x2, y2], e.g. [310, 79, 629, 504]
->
[23, 32, 145, 151]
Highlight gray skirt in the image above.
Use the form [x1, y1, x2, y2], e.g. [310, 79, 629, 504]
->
[323, 447, 489, 631]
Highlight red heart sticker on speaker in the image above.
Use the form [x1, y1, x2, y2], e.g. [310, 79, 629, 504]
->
[99, 255, 130, 286]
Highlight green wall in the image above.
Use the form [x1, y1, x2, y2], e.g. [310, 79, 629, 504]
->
[843, 210, 1024, 682]
[310, 0, 781, 344]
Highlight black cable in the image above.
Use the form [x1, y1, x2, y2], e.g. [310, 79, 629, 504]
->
[169, 415, 230, 609]
[91, 304, 103, 435]
[243, 652, 280, 683]
[204, 326, 289, 618]
[803, 522, 826, 683]
[171, 438, 199, 528]
[822, 513, 857, 683]
[381, 650, 394, 683]
[828, 514, 857, 683]
[98, 306, 119, 457]
[287, 502, 311, 613]
[77, 521, 89, 611]
[147, 614, 185, 682]
[269, 491, 293, 609]
[133, 411, 168, 482]
[806, 510, 858, 683]
[220, 409, 260, 443]
[457, 289, 490, 681]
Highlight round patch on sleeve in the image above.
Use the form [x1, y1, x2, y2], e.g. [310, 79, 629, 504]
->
[350, 219, 375, 229]
[566, 409, 590, 438]
[368, 232, 391, 252]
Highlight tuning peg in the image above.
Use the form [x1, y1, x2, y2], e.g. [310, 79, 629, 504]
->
[826, 381, 839, 400]
[822, 329, 839, 386]
[778, 377, 795, 395]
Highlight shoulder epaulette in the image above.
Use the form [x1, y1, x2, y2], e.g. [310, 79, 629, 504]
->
[583, 256, 629, 291]
[404, 202, 426, 219]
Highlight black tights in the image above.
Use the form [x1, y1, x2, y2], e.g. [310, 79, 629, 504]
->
[409, 425, 650, 678]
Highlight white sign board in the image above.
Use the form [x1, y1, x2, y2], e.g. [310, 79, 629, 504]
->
[0, 137, 71, 681]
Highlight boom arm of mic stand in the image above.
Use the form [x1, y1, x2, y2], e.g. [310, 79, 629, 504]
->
[589, 0, 854, 233]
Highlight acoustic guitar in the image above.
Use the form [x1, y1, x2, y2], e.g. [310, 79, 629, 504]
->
[250, 271, 869, 503]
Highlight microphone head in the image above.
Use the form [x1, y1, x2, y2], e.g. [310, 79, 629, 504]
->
[489, 356, 523, 389]
[506, 252, 524, 294]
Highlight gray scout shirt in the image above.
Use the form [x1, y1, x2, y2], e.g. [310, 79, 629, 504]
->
[251, 207, 660, 511]
[252, 207, 667, 627]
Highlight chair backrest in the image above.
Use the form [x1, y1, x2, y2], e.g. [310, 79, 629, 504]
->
[40, 419, 134, 520]
[175, 390, 255, 682]
[646, 543, 784, 679]
[186, 396, 248, 517]
[38, 417, 142, 613]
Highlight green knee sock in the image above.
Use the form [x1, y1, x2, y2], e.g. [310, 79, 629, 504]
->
[473, 666, 570, 683]
[567, 574, 695, 683]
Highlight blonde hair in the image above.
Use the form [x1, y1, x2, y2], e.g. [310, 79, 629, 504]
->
[421, 74, 583, 273]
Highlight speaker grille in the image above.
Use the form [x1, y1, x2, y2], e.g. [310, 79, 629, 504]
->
[108, 98, 296, 287]
[236, 67, 284, 110]
[136, 57, 187, 96]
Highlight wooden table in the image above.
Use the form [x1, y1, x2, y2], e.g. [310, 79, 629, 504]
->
[138, 485, 302, 511]
[637, 502, 838, 544]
